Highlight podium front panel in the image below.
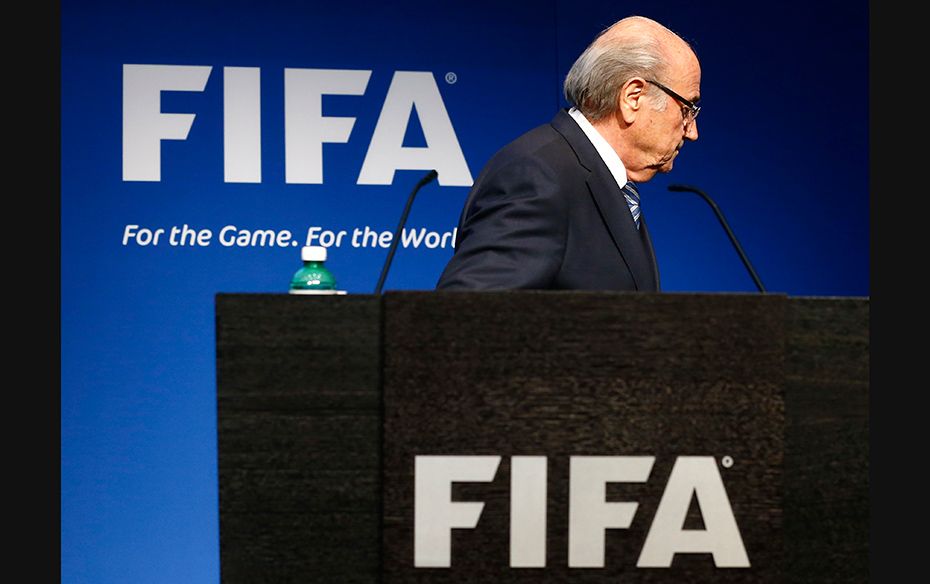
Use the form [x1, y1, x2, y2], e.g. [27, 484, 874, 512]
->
[216, 294, 382, 584]
[382, 291, 786, 583]
[215, 292, 868, 583]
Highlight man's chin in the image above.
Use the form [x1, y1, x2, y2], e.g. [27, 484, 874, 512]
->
[645, 159, 675, 176]
[659, 149, 681, 172]
[652, 160, 673, 174]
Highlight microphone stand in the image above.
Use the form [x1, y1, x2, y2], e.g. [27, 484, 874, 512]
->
[374, 170, 439, 294]
[667, 184, 767, 293]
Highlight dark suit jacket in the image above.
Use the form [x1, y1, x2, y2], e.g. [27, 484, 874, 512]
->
[436, 110, 660, 291]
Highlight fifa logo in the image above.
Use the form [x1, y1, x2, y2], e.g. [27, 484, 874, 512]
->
[414, 455, 750, 569]
[122, 65, 473, 186]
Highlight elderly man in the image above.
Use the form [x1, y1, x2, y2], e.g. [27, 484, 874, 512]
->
[436, 16, 700, 291]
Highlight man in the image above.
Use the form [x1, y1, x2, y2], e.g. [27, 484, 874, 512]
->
[436, 16, 700, 291]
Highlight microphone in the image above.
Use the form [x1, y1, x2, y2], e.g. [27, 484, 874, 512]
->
[374, 169, 439, 295]
[667, 184, 767, 293]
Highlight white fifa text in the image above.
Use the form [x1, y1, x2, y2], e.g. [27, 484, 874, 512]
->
[414, 455, 751, 569]
[122, 65, 473, 186]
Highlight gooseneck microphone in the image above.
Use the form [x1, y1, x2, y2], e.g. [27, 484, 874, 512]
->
[667, 184, 767, 293]
[374, 169, 439, 295]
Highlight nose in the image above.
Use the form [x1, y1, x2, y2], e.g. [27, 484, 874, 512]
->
[685, 118, 699, 141]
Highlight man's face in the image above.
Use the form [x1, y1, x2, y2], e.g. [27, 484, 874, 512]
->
[636, 54, 701, 179]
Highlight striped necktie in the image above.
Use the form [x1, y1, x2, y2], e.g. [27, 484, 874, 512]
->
[622, 181, 641, 229]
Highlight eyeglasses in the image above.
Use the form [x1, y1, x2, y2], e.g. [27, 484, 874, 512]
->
[646, 79, 701, 126]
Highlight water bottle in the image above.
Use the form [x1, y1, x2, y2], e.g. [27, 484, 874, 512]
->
[289, 246, 337, 294]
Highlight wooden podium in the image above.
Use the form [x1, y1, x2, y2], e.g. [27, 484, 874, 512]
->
[215, 292, 868, 583]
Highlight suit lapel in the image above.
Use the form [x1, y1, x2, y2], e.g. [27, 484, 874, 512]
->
[585, 170, 656, 291]
[551, 111, 656, 292]
[639, 216, 661, 291]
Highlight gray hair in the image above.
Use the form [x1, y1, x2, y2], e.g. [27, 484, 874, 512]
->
[564, 32, 669, 120]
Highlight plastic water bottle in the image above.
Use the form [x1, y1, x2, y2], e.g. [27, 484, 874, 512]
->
[289, 246, 337, 294]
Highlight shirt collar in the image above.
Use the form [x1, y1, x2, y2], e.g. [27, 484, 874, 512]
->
[567, 107, 630, 190]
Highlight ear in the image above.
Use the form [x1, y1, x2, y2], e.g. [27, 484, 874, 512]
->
[617, 78, 647, 124]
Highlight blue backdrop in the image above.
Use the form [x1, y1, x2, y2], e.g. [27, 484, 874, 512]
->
[61, 1, 868, 582]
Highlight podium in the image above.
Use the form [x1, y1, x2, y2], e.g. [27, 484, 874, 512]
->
[215, 292, 868, 583]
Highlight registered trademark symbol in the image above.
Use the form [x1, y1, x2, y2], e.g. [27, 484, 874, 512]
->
[445, 72, 458, 84]
[721, 456, 734, 468]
